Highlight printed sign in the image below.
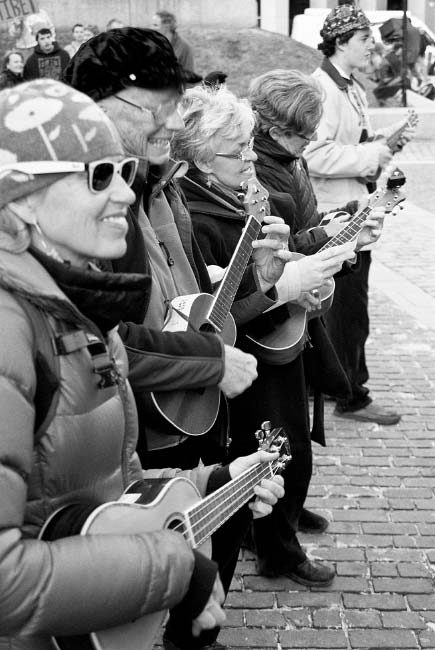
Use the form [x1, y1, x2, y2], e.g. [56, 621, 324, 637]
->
[0, 0, 39, 25]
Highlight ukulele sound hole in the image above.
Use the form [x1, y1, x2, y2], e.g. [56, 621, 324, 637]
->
[167, 516, 187, 536]
[199, 323, 216, 334]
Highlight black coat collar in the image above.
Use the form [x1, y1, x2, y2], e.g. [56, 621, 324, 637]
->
[253, 131, 298, 165]
[183, 168, 247, 222]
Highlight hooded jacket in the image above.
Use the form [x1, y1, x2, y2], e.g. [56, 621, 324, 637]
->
[0, 247, 221, 649]
[23, 41, 70, 81]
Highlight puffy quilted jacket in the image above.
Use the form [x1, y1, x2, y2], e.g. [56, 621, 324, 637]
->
[0, 248, 215, 649]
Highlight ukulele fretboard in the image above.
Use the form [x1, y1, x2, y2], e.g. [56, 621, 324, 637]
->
[207, 215, 262, 331]
[319, 207, 371, 251]
[185, 461, 275, 547]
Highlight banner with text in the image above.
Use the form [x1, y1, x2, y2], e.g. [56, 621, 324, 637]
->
[0, 0, 39, 25]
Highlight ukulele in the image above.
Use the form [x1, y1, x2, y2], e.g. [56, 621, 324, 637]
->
[40, 422, 290, 650]
[358, 109, 418, 184]
[148, 177, 269, 436]
[244, 168, 406, 365]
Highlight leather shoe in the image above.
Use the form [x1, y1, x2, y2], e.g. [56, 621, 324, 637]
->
[298, 508, 329, 534]
[287, 559, 335, 587]
[334, 401, 401, 425]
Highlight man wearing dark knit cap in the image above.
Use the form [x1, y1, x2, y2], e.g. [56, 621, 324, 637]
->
[64, 27, 289, 650]
[304, 4, 411, 426]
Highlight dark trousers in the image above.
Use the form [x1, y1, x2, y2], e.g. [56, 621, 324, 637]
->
[142, 435, 250, 649]
[228, 356, 311, 573]
[324, 250, 372, 412]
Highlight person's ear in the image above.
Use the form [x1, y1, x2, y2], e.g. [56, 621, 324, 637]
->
[8, 198, 37, 226]
[269, 126, 282, 143]
[194, 158, 213, 175]
[335, 38, 346, 53]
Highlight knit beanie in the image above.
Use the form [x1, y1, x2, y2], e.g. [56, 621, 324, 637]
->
[64, 27, 185, 101]
[204, 71, 228, 87]
[0, 79, 124, 209]
[320, 4, 370, 39]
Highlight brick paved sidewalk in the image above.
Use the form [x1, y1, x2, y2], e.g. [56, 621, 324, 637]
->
[220, 196, 435, 650]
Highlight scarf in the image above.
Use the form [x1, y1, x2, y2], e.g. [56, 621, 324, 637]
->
[31, 247, 151, 335]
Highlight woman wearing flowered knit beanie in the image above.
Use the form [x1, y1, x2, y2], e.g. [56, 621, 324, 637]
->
[0, 78, 284, 650]
[0, 78, 198, 650]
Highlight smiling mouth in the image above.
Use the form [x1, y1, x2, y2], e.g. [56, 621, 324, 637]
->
[148, 137, 171, 149]
[101, 215, 128, 228]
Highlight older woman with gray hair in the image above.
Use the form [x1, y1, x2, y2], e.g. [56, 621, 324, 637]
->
[248, 68, 376, 250]
[173, 84, 355, 587]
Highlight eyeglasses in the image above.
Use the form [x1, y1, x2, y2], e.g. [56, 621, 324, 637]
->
[0, 157, 139, 194]
[215, 137, 255, 161]
[114, 94, 180, 124]
[294, 130, 317, 143]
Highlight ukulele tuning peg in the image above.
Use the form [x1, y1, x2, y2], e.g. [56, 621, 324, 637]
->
[278, 454, 292, 468]
[255, 420, 272, 445]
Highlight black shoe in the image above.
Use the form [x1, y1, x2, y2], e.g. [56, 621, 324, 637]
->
[287, 559, 335, 587]
[334, 401, 401, 425]
[298, 508, 329, 534]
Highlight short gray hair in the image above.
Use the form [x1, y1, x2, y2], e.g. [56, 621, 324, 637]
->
[248, 69, 323, 135]
[173, 86, 255, 166]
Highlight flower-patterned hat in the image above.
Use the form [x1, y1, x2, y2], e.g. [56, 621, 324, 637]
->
[0, 79, 124, 209]
[321, 4, 370, 39]
[64, 27, 186, 101]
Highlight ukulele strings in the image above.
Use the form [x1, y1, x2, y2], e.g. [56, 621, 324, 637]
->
[168, 462, 275, 542]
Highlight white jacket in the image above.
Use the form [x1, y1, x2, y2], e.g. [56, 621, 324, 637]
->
[305, 66, 390, 212]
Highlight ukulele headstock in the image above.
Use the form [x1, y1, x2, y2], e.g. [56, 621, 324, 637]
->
[406, 108, 419, 130]
[254, 420, 291, 473]
[240, 176, 270, 223]
[390, 109, 419, 152]
[369, 167, 406, 213]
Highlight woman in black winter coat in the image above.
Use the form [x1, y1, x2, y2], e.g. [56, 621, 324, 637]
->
[173, 85, 358, 587]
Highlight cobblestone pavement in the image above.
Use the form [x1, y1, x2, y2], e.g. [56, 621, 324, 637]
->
[219, 151, 435, 649]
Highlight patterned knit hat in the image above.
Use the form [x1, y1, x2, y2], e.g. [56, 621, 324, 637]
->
[320, 4, 370, 39]
[0, 79, 123, 209]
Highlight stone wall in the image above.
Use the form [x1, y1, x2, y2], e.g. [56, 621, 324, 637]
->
[40, 0, 256, 30]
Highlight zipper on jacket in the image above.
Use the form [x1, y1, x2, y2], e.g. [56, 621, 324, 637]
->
[117, 372, 133, 487]
[158, 240, 175, 266]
